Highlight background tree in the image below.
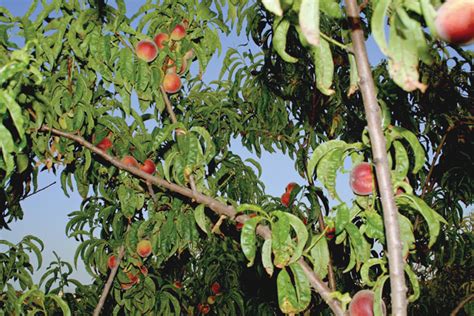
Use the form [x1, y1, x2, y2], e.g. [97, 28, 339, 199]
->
[0, 0, 472, 315]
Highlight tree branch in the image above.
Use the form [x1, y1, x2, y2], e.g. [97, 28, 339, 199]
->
[160, 85, 178, 124]
[450, 293, 474, 316]
[344, 0, 408, 314]
[20, 181, 56, 201]
[38, 124, 344, 315]
[93, 245, 125, 316]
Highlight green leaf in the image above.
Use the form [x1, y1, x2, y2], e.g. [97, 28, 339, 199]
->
[273, 18, 298, 63]
[272, 211, 292, 268]
[398, 214, 415, 257]
[236, 203, 266, 216]
[396, 194, 447, 247]
[360, 258, 386, 287]
[299, 0, 320, 46]
[286, 213, 309, 263]
[307, 140, 346, 178]
[389, 126, 425, 174]
[335, 203, 350, 234]
[277, 268, 299, 314]
[241, 215, 263, 267]
[405, 264, 420, 302]
[316, 147, 343, 198]
[387, 13, 428, 92]
[420, 0, 438, 38]
[320, 0, 343, 18]
[289, 262, 311, 311]
[374, 275, 389, 316]
[371, 0, 391, 54]
[392, 140, 409, 182]
[0, 90, 25, 139]
[262, 239, 274, 276]
[46, 294, 72, 316]
[194, 204, 210, 234]
[309, 235, 329, 279]
[345, 223, 370, 267]
[311, 38, 334, 95]
[262, 0, 283, 16]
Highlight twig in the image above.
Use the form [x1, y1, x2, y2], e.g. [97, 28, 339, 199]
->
[317, 214, 336, 291]
[211, 215, 227, 234]
[189, 175, 197, 196]
[20, 181, 56, 200]
[93, 245, 125, 316]
[344, 0, 408, 314]
[320, 32, 353, 54]
[38, 124, 344, 315]
[146, 181, 157, 204]
[450, 293, 474, 316]
[160, 85, 178, 124]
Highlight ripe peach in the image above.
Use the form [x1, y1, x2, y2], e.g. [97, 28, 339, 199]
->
[197, 303, 210, 315]
[121, 155, 139, 169]
[281, 192, 290, 207]
[136, 40, 158, 62]
[136, 239, 152, 258]
[121, 272, 139, 290]
[211, 282, 221, 295]
[435, 0, 474, 45]
[325, 227, 336, 240]
[140, 159, 156, 174]
[285, 182, 298, 193]
[173, 280, 183, 289]
[153, 32, 169, 49]
[97, 137, 112, 151]
[107, 255, 117, 269]
[349, 290, 386, 316]
[163, 72, 182, 93]
[207, 295, 216, 305]
[350, 162, 374, 195]
[170, 24, 186, 40]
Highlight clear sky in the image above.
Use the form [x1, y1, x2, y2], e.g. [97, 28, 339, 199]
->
[0, 0, 384, 285]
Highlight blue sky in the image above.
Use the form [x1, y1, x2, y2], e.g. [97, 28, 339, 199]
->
[0, 0, 385, 285]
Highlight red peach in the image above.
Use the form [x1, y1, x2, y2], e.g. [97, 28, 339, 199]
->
[170, 24, 186, 40]
[285, 182, 298, 193]
[97, 137, 112, 151]
[163, 72, 182, 93]
[435, 0, 474, 45]
[349, 290, 386, 316]
[136, 40, 158, 62]
[140, 159, 156, 174]
[122, 155, 139, 169]
[107, 255, 117, 269]
[281, 192, 290, 207]
[173, 280, 183, 289]
[154, 32, 169, 49]
[136, 239, 152, 258]
[350, 162, 374, 196]
[325, 227, 336, 240]
[211, 282, 221, 295]
[197, 303, 210, 315]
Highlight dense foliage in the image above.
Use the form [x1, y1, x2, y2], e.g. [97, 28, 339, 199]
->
[0, 0, 472, 315]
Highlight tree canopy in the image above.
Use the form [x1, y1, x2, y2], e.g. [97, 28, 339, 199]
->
[0, 0, 472, 315]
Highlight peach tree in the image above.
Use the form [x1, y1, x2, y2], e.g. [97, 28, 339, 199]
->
[0, 0, 472, 315]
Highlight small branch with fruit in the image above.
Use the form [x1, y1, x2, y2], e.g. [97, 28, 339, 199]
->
[38, 124, 345, 315]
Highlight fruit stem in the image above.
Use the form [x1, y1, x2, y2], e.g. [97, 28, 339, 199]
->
[344, 0, 408, 314]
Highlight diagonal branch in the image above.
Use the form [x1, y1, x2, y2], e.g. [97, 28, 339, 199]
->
[344, 0, 408, 314]
[38, 124, 344, 315]
[93, 245, 125, 316]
